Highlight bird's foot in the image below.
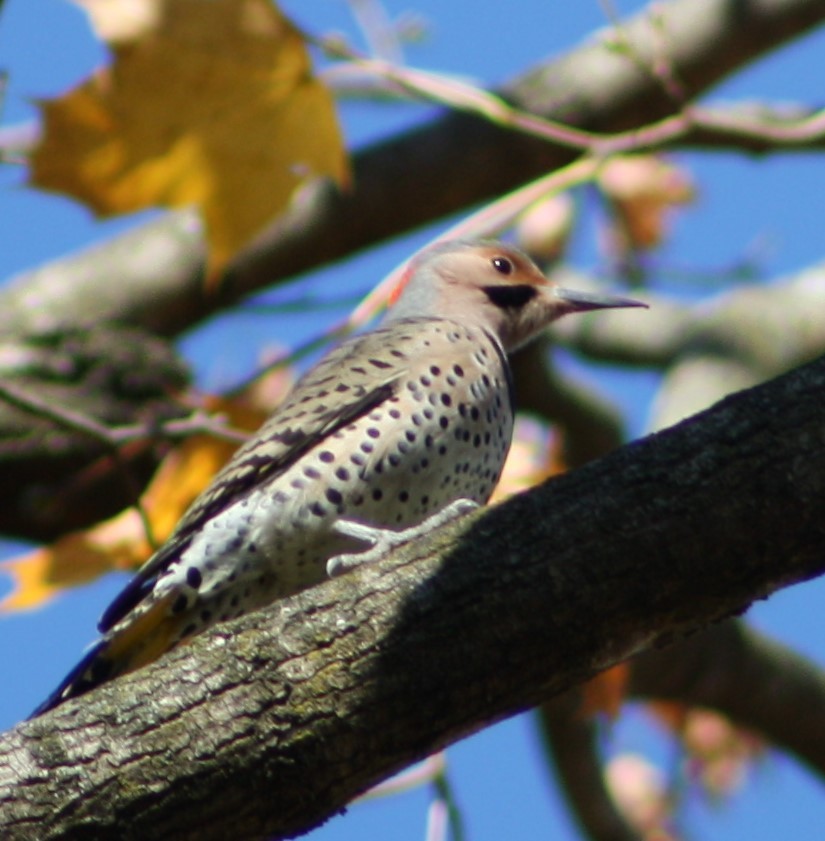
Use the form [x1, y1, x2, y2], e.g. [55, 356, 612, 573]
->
[326, 498, 480, 578]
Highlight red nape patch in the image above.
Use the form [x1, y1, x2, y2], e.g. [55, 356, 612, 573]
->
[388, 263, 415, 306]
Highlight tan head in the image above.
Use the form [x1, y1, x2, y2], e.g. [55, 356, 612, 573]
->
[385, 239, 646, 352]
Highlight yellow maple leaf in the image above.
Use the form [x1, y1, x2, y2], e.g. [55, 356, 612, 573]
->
[30, 0, 348, 277]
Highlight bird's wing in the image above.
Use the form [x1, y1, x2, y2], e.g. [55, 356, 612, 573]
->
[98, 327, 406, 632]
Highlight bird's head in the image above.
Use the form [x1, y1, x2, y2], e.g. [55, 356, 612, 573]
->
[386, 239, 647, 352]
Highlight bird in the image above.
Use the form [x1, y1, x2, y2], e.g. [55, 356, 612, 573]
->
[31, 238, 646, 717]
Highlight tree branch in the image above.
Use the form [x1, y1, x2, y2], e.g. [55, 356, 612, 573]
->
[538, 693, 642, 841]
[538, 621, 825, 841]
[0, 325, 189, 539]
[630, 620, 825, 776]
[3, 0, 824, 339]
[3, 351, 825, 840]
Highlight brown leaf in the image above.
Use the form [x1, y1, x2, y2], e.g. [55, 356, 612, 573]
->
[648, 703, 764, 799]
[516, 193, 575, 263]
[580, 663, 630, 719]
[598, 155, 694, 252]
[681, 708, 764, 798]
[605, 754, 680, 840]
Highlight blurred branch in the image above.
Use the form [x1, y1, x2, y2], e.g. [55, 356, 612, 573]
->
[318, 38, 825, 155]
[345, 0, 406, 64]
[558, 260, 825, 372]
[3, 0, 825, 339]
[0, 378, 161, 547]
[539, 692, 641, 841]
[0, 325, 189, 539]
[4, 348, 825, 839]
[511, 339, 627, 467]
[539, 621, 825, 841]
[630, 622, 825, 779]
[553, 260, 825, 427]
[0, 380, 248, 448]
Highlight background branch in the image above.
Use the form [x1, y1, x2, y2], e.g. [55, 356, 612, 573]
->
[3, 0, 824, 340]
[540, 620, 825, 841]
[0, 325, 189, 538]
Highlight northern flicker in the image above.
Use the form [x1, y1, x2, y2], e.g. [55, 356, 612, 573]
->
[32, 239, 645, 716]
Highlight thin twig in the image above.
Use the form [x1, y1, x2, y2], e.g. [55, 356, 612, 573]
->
[431, 760, 466, 841]
[425, 799, 449, 841]
[0, 379, 121, 444]
[346, 0, 405, 64]
[228, 156, 603, 396]
[315, 32, 825, 156]
[0, 381, 249, 446]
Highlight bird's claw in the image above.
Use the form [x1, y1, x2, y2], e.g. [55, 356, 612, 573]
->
[326, 498, 480, 578]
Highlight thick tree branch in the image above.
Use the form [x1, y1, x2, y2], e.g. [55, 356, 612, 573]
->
[2, 0, 824, 339]
[2, 351, 825, 840]
[555, 261, 825, 373]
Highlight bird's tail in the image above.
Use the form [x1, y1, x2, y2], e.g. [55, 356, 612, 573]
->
[29, 638, 115, 718]
[29, 594, 180, 718]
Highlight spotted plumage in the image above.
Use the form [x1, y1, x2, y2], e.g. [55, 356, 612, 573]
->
[32, 239, 645, 716]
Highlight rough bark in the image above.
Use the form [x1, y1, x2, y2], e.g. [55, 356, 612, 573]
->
[2, 351, 825, 841]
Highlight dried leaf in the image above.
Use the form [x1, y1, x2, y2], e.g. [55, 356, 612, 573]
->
[0, 521, 147, 612]
[598, 155, 694, 253]
[648, 703, 764, 799]
[515, 193, 575, 263]
[648, 700, 689, 733]
[681, 708, 764, 798]
[605, 753, 680, 840]
[30, 0, 348, 276]
[580, 663, 631, 719]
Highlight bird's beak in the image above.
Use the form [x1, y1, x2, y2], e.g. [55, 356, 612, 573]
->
[553, 286, 648, 313]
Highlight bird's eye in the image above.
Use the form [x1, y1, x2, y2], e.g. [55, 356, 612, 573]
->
[491, 256, 513, 275]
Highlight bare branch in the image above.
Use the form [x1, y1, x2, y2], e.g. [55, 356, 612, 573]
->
[554, 260, 825, 378]
[0, 380, 249, 448]
[0, 325, 189, 539]
[538, 693, 642, 841]
[3, 0, 824, 340]
[630, 621, 825, 777]
[539, 621, 825, 841]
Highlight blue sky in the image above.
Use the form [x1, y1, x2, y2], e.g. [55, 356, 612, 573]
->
[1, 2, 824, 839]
